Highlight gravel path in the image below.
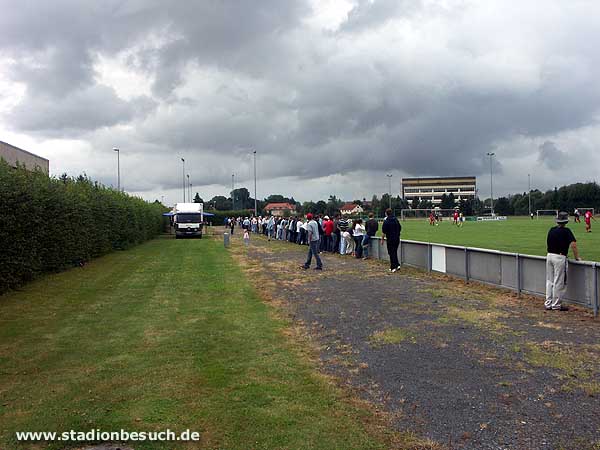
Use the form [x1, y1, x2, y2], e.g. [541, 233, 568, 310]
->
[232, 232, 600, 450]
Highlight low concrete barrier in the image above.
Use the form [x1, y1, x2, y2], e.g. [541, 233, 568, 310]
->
[370, 237, 599, 316]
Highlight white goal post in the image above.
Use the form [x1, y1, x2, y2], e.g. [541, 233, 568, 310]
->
[576, 207, 595, 216]
[401, 208, 458, 220]
[536, 209, 558, 219]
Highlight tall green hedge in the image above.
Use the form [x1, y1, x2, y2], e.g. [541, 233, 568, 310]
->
[0, 160, 166, 294]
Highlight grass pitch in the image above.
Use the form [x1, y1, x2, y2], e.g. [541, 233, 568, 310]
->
[386, 217, 600, 262]
[0, 236, 396, 450]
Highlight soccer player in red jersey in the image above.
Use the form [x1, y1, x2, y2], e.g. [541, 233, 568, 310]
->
[584, 210, 595, 232]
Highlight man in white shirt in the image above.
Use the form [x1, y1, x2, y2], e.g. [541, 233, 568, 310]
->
[301, 213, 323, 270]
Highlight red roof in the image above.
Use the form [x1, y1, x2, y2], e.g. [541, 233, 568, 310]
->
[264, 202, 296, 210]
[340, 203, 359, 210]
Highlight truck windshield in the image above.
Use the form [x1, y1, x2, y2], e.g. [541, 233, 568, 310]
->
[177, 214, 202, 223]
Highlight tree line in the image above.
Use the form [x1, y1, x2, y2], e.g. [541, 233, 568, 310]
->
[194, 181, 600, 218]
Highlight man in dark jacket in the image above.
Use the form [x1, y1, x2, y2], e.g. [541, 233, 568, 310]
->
[362, 212, 379, 259]
[381, 208, 401, 272]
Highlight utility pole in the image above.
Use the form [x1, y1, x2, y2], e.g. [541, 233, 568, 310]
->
[181, 158, 185, 202]
[386, 174, 393, 210]
[486, 152, 495, 216]
[187, 174, 190, 202]
[253, 150, 257, 217]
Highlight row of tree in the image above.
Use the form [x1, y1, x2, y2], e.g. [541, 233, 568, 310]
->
[193, 182, 600, 217]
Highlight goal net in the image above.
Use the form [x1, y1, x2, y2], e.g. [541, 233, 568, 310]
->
[536, 209, 558, 219]
[401, 208, 458, 220]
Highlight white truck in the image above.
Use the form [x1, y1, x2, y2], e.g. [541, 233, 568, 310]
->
[173, 203, 204, 239]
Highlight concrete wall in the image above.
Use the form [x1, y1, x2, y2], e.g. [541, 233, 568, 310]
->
[0, 141, 49, 174]
[369, 237, 599, 315]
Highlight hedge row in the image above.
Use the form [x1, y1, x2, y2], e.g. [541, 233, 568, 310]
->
[0, 160, 166, 294]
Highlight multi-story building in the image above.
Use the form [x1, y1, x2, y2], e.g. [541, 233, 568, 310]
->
[402, 176, 476, 205]
[0, 141, 49, 174]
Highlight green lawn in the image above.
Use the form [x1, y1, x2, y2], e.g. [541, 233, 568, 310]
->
[0, 237, 401, 450]
[381, 217, 600, 262]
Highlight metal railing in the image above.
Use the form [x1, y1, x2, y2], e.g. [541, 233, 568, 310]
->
[369, 237, 599, 316]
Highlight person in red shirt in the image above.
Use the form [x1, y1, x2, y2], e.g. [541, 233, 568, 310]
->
[429, 211, 436, 226]
[323, 216, 335, 251]
[453, 210, 459, 225]
[584, 210, 595, 233]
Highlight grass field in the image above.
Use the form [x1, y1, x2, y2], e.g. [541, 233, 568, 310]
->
[0, 236, 411, 450]
[379, 217, 600, 262]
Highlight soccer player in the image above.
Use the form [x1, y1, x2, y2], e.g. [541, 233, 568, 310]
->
[574, 208, 581, 223]
[429, 211, 436, 226]
[453, 209, 459, 225]
[545, 211, 580, 311]
[584, 210, 595, 233]
[458, 212, 464, 227]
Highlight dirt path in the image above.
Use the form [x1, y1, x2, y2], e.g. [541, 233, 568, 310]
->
[228, 231, 600, 450]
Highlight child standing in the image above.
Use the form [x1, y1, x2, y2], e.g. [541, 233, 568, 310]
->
[243, 229, 250, 246]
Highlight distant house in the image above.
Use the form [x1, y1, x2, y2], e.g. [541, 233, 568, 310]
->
[264, 202, 297, 217]
[0, 141, 49, 174]
[340, 203, 364, 216]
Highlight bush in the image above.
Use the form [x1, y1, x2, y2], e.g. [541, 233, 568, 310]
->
[0, 161, 166, 294]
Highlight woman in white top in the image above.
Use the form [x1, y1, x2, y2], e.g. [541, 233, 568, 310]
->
[353, 219, 365, 258]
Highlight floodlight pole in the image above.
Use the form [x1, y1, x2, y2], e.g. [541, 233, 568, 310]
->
[253, 150, 257, 217]
[528, 173, 531, 216]
[486, 152, 495, 216]
[181, 158, 186, 202]
[231, 173, 235, 211]
[386, 174, 393, 210]
[113, 148, 120, 191]
[187, 174, 190, 202]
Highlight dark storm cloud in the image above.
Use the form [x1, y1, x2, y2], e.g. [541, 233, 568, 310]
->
[2, 0, 600, 199]
[9, 85, 156, 134]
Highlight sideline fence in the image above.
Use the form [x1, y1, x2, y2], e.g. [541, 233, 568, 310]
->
[369, 237, 599, 316]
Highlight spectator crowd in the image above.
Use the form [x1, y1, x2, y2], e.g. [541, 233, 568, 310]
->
[224, 213, 382, 259]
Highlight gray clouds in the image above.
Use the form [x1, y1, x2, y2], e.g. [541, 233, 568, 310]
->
[1, 0, 600, 204]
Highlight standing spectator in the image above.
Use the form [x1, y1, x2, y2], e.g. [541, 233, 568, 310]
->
[332, 215, 341, 254]
[363, 213, 379, 259]
[276, 218, 283, 240]
[545, 211, 580, 311]
[267, 216, 275, 240]
[353, 219, 365, 258]
[296, 216, 303, 244]
[323, 216, 334, 252]
[300, 217, 308, 245]
[381, 208, 401, 272]
[243, 229, 250, 247]
[343, 227, 354, 255]
[302, 213, 323, 270]
[338, 216, 349, 254]
[229, 217, 235, 235]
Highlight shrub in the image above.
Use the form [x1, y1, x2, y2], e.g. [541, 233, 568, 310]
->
[0, 161, 165, 294]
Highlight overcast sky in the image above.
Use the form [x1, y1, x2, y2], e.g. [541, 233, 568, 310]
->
[1, 0, 599, 205]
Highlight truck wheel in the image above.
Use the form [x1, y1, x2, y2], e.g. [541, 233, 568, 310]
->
[175, 235, 180, 240]
[198, 233, 202, 239]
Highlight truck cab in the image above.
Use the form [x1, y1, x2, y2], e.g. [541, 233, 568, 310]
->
[173, 203, 204, 239]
